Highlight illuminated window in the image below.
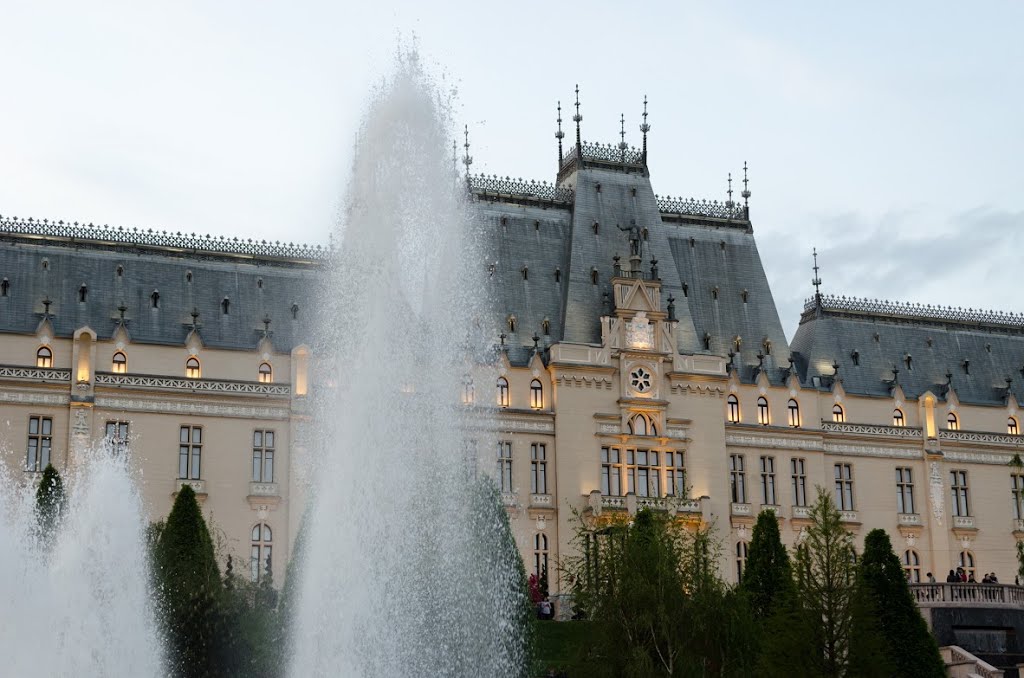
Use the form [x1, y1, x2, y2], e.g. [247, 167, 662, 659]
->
[251, 524, 272, 582]
[533, 533, 548, 579]
[497, 377, 509, 407]
[626, 449, 661, 497]
[736, 542, 749, 582]
[178, 426, 202, 479]
[787, 399, 801, 428]
[252, 430, 275, 483]
[903, 549, 921, 583]
[112, 351, 127, 374]
[791, 458, 807, 507]
[947, 412, 959, 431]
[892, 408, 905, 427]
[726, 395, 740, 423]
[105, 421, 129, 456]
[950, 470, 970, 517]
[757, 397, 770, 426]
[760, 455, 777, 505]
[530, 379, 543, 409]
[497, 441, 512, 492]
[36, 346, 52, 368]
[628, 413, 657, 437]
[730, 454, 746, 503]
[26, 415, 52, 472]
[896, 467, 914, 514]
[185, 357, 201, 379]
[530, 443, 547, 494]
[958, 550, 976, 580]
[1010, 417, 1019, 436]
[461, 376, 474, 405]
[834, 463, 854, 511]
[258, 362, 272, 384]
[601, 446, 621, 496]
[665, 451, 685, 497]
[832, 404, 845, 423]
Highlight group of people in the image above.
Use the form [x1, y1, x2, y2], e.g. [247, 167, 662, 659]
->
[944, 568, 1000, 583]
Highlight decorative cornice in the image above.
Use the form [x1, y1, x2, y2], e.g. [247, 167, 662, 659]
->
[556, 374, 613, 389]
[95, 395, 289, 420]
[823, 442, 920, 459]
[725, 434, 824, 452]
[494, 415, 555, 435]
[943, 450, 1015, 466]
[670, 383, 725, 397]
[0, 390, 69, 406]
[821, 421, 923, 439]
[94, 372, 291, 396]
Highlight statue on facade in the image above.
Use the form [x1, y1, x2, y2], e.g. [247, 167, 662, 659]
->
[617, 222, 642, 256]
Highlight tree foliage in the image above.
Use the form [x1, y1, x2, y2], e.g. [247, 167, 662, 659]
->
[34, 463, 66, 545]
[741, 510, 793, 620]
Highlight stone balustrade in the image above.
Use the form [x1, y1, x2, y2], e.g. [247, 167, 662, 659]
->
[911, 583, 1024, 608]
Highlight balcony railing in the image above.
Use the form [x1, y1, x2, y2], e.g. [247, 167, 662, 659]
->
[175, 479, 206, 495]
[898, 513, 922, 526]
[530, 493, 553, 508]
[0, 365, 72, 382]
[911, 583, 1024, 608]
[95, 372, 291, 396]
[731, 502, 752, 516]
[792, 505, 811, 519]
[953, 515, 976, 529]
[248, 482, 279, 497]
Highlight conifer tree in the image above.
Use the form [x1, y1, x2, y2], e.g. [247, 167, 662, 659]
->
[34, 463, 66, 544]
[741, 509, 793, 619]
[855, 528, 944, 677]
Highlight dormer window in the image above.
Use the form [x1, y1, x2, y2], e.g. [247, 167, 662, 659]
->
[727, 395, 740, 423]
[682, 282, 688, 297]
[151, 290, 160, 308]
[741, 289, 748, 303]
[962, 360, 970, 375]
[832, 404, 845, 423]
[703, 333, 711, 351]
[733, 336, 742, 352]
[36, 346, 53, 368]
[186, 356, 201, 379]
[221, 298, 230, 315]
[593, 221, 599, 234]
[711, 287, 719, 300]
[1010, 417, 1019, 436]
[893, 408, 905, 427]
[116, 265, 124, 277]
[521, 267, 528, 281]
[851, 350, 860, 367]
[763, 339, 772, 355]
[591, 269, 599, 285]
[112, 351, 127, 374]
[496, 377, 509, 408]
[186, 271, 193, 283]
[554, 268, 561, 283]
[542, 318, 551, 335]
[787, 399, 801, 428]
[947, 412, 959, 431]
[507, 316, 517, 333]
[78, 284, 87, 303]
[757, 397, 770, 426]
[258, 362, 272, 384]
[530, 379, 543, 410]
[1, 278, 9, 296]
[291, 303, 299, 320]
[905, 354, 913, 371]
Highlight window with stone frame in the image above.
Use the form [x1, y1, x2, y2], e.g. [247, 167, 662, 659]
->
[105, 421, 129, 456]
[726, 394, 740, 423]
[730, 454, 746, 503]
[760, 455, 777, 505]
[26, 415, 53, 472]
[1012, 474, 1024, 520]
[36, 346, 52, 368]
[950, 470, 970, 517]
[664, 451, 685, 497]
[736, 541, 749, 582]
[601, 446, 622, 496]
[178, 425, 202, 480]
[496, 377, 509, 408]
[252, 430, 275, 483]
[533, 533, 549, 579]
[892, 408, 905, 427]
[250, 523, 272, 582]
[185, 356, 201, 379]
[626, 449, 661, 497]
[497, 441, 513, 493]
[1010, 417, 1020, 436]
[258, 362, 273, 384]
[530, 443, 547, 494]
[787, 399, 801, 428]
[530, 379, 543, 409]
[112, 351, 127, 374]
[959, 550, 976, 580]
[756, 397, 770, 426]
[832, 403, 845, 423]
[903, 549, 921, 583]
[791, 457, 807, 507]
[947, 412, 960, 431]
[896, 467, 915, 514]
[834, 463, 854, 511]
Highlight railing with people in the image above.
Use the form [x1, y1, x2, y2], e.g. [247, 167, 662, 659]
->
[910, 582, 1024, 607]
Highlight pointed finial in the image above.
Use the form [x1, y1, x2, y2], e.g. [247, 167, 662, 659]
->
[619, 113, 626, 149]
[532, 332, 540, 350]
[462, 124, 473, 187]
[741, 161, 751, 215]
[42, 297, 51, 316]
[499, 332, 506, 347]
[812, 247, 822, 304]
[262, 315, 272, 336]
[639, 95, 650, 167]
[573, 84, 583, 168]
[726, 173, 734, 207]
[118, 304, 127, 322]
[190, 307, 200, 328]
[555, 100, 565, 166]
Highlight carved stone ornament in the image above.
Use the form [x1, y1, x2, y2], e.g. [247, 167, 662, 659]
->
[929, 461, 944, 526]
[904, 532, 917, 548]
[72, 408, 90, 437]
[625, 311, 654, 350]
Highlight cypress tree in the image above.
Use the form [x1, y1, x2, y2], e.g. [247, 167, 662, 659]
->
[34, 463, 66, 545]
[855, 528, 944, 677]
[741, 509, 793, 619]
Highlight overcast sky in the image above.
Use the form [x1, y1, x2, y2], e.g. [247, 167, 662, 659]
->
[2, 2, 1021, 339]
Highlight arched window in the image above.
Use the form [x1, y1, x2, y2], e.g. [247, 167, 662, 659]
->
[530, 379, 543, 410]
[947, 412, 959, 431]
[258, 362, 272, 384]
[757, 397, 770, 426]
[36, 346, 52, 368]
[496, 377, 510, 408]
[112, 351, 127, 374]
[185, 356, 201, 379]
[832, 404, 845, 423]
[736, 541, 749, 582]
[903, 549, 921, 583]
[461, 376, 475, 405]
[533, 533, 549, 579]
[250, 524, 272, 582]
[1010, 417, 1019, 436]
[727, 395, 740, 423]
[787, 399, 801, 428]
[892, 408, 905, 427]
[628, 413, 657, 437]
[959, 550, 976, 580]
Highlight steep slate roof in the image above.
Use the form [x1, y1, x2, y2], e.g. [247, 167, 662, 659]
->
[470, 143, 791, 378]
[0, 217, 323, 352]
[791, 296, 1024, 405]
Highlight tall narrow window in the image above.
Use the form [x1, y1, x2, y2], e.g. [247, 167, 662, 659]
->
[185, 356, 201, 379]
[496, 377, 509, 407]
[950, 470, 970, 517]
[601, 446, 621, 496]
[36, 346, 53, 368]
[665, 451, 685, 497]
[258, 362, 273, 384]
[1010, 417, 1019, 436]
[461, 376, 474, 405]
[151, 290, 160, 308]
[947, 412, 960, 431]
[736, 542, 749, 582]
[78, 284, 87, 303]
[221, 298, 230, 315]
[757, 397, 770, 426]
[760, 455, 777, 505]
[104, 421, 129, 456]
[903, 549, 921, 583]
[834, 463, 854, 511]
[26, 415, 53, 472]
[530, 379, 543, 409]
[628, 414, 655, 436]
[533, 533, 549, 578]
[892, 408, 905, 427]
[252, 430, 275, 483]
[530, 443, 547, 494]
[832, 403, 845, 423]
[787, 399, 801, 428]
[1, 278, 8, 296]
[791, 458, 807, 507]
[726, 395, 740, 423]
[251, 524, 272, 582]
[497, 441, 513, 493]
[178, 426, 202, 480]
[959, 550, 976, 579]
[1013, 474, 1024, 520]
[730, 454, 746, 503]
[896, 467, 915, 514]
[626, 449, 660, 497]
[112, 351, 127, 374]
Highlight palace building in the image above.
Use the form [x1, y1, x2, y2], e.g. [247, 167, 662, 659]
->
[3, 100, 1023, 599]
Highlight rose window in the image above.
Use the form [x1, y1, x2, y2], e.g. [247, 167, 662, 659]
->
[629, 367, 652, 393]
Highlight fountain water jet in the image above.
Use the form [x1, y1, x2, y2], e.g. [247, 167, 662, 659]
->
[287, 54, 526, 677]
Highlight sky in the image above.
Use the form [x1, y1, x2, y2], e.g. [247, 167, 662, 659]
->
[2, 1, 1022, 339]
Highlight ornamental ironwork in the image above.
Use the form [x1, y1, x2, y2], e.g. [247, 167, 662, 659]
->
[0, 365, 72, 381]
[0, 215, 330, 261]
[939, 429, 1024, 446]
[656, 195, 748, 220]
[468, 175, 574, 203]
[95, 372, 292, 396]
[821, 421, 924, 439]
[560, 141, 645, 168]
[807, 294, 1024, 328]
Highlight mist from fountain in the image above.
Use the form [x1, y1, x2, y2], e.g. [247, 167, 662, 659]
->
[287, 53, 526, 677]
[0, 447, 163, 677]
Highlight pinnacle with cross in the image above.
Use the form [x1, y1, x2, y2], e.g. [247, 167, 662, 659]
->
[727, 173, 734, 207]
[619, 113, 626, 150]
[812, 248, 822, 301]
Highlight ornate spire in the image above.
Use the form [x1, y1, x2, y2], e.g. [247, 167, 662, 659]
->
[741, 161, 751, 216]
[812, 247, 822, 305]
[462, 124, 473, 188]
[639, 95, 650, 167]
[555, 101, 565, 166]
[726, 173, 734, 208]
[573, 84, 583, 169]
[42, 297, 51, 317]
[262, 315, 272, 338]
[190, 307, 200, 330]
